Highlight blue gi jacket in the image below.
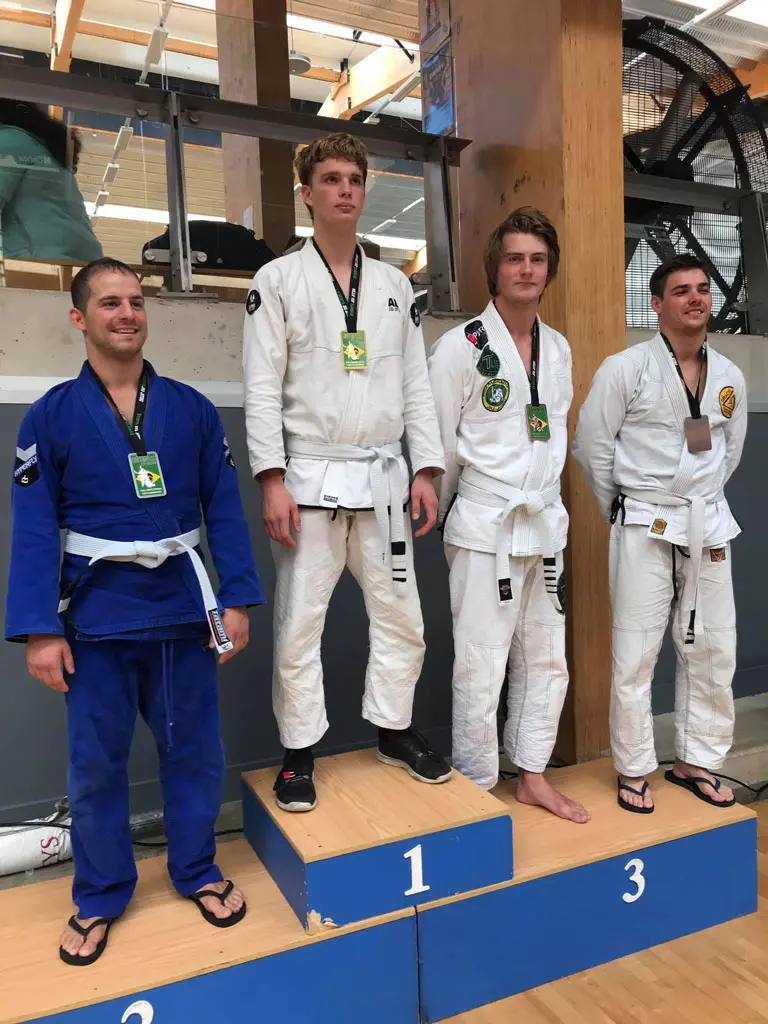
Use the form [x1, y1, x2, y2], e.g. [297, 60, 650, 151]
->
[5, 361, 264, 641]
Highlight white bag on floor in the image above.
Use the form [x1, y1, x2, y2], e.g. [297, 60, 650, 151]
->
[0, 809, 72, 877]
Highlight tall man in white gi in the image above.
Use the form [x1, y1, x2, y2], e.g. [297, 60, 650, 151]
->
[428, 208, 589, 823]
[573, 254, 746, 812]
[243, 133, 451, 812]
[6, 259, 264, 964]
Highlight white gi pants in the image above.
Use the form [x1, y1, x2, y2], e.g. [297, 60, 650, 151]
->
[609, 524, 736, 777]
[272, 508, 425, 749]
[447, 545, 569, 789]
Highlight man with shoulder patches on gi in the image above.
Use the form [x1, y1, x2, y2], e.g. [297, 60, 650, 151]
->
[5, 258, 264, 964]
[573, 254, 747, 814]
[243, 133, 451, 813]
[428, 207, 589, 824]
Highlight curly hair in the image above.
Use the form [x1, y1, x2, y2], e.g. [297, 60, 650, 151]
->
[294, 132, 368, 186]
[483, 207, 560, 297]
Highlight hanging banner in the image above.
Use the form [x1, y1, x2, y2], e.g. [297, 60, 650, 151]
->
[422, 0, 451, 53]
[423, 41, 455, 136]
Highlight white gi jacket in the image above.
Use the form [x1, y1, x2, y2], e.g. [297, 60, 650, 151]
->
[243, 240, 444, 519]
[428, 301, 572, 563]
[572, 333, 747, 546]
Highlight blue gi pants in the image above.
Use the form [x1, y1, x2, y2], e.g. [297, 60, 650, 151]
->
[65, 636, 225, 920]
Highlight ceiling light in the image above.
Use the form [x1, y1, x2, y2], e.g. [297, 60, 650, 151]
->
[288, 51, 312, 75]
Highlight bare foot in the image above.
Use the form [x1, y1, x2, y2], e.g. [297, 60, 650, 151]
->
[515, 770, 590, 823]
[194, 879, 245, 921]
[672, 760, 733, 803]
[618, 775, 654, 811]
[59, 916, 109, 959]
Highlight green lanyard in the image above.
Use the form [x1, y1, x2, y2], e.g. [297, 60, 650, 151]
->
[89, 362, 150, 456]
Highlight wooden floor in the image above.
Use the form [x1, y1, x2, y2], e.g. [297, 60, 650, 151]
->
[448, 802, 768, 1024]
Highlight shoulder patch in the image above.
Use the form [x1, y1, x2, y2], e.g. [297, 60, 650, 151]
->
[477, 348, 500, 377]
[223, 437, 236, 469]
[719, 386, 735, 419]
[410, 301, 421, 327]
[246, 289, 261, 315]
[464, 320, 488, 351]
[482, 378, 510, 412]
[14, 443, 39, 487]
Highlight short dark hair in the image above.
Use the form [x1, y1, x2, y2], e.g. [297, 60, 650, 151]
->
[71, 258, 141, 312]
[484, 207, 560, 296]
[649, 254, 710, 299]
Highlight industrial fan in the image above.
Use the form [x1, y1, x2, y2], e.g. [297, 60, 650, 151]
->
[623, 16, 768, 332]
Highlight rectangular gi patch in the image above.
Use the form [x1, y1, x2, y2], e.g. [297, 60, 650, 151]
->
[710, 547, 727, 563]
[650, 519, 667, 536]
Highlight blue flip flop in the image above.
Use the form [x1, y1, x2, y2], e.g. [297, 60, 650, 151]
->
[617, 777, 654, 814]
[664, 769, 735, 807]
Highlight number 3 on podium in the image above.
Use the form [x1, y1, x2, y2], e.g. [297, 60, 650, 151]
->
[404, 843, 431, 896]
[622, 857, 646, 903]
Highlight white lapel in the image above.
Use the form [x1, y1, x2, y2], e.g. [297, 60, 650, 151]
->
[481, 301, 531, 410]
[650, 332, 690, 433]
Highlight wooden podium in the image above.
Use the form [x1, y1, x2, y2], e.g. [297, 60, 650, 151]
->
[0, 752, 757, 1023]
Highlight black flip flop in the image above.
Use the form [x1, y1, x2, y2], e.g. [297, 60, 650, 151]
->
[188, 880, 247, 928]
[617, 777, 654, 814]
[59, 915, 116, 966]
[664, 769, 736, 807]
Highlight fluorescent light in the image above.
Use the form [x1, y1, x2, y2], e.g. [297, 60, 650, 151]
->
[85, 202, 226, 225]
[145, 27, 169, 67]
[115, 125, 134, 154]
[102, 162, 119, 185]
[293, 226, 425, 251]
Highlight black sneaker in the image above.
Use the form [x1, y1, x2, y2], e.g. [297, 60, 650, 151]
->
[376, 728, 452, 784]
[274, 747, 317, 812]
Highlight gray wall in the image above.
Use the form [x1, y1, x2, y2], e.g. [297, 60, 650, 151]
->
[0, 403, 764, 820]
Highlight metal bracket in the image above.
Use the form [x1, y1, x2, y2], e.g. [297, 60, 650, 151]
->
[739, 192, 768, 336]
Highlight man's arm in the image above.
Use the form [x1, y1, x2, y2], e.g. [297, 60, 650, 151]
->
[723, 367, 748, 486]
[572, 353, 636, 521]
[401, 286, 446, 478]
[427, 327, 472, 524]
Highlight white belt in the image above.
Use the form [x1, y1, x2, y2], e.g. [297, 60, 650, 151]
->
[285, 437, 408, 591]
[58, 529, 233, 654]
[459, 467, 560, 604]
[623, 488, 723, 644]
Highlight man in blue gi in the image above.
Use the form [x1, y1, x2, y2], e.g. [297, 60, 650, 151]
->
[5, 257, 264, 965]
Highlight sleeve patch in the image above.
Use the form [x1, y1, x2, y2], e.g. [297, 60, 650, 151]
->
[223, 438, 236, 469]
[14, 443, 39, 487]
[464, 320, 488, 350]
[246, 289, 261, 315]
[410, 301, 421, 328]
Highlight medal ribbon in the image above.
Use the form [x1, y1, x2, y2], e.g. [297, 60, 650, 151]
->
[661, 333, 706, 419]
[88, 361, 150, 456]
[313, 239, 362, 333]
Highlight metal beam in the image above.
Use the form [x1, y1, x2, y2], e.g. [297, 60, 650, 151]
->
[623, 171, 755, 212]
[163, 93, 194, 295]
[0, 64, 469, 166]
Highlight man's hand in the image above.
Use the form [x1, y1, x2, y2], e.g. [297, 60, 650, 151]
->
[411, 468, 439, 538]
[212, 607, 249, 664]
[27, 635, 74, 693]
[259, 470, 301, 547]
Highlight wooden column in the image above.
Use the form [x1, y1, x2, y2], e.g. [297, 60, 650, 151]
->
[215, 0, 294, 253]
[429, 0, 626, 761]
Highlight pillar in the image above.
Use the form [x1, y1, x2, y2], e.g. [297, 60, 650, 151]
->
[215, 0, 295, 254]
[422, 0, 626, 761]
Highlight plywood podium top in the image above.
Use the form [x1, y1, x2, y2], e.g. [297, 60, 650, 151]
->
[0, 839, 412, 1024]
[242, 748, 512, 862]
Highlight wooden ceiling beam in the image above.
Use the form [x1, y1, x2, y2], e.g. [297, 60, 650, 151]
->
[318, 42, 416, 119]
[289, 0, 420, 43]
[736, 62, 768, 99]
[51, 0, 86, 71]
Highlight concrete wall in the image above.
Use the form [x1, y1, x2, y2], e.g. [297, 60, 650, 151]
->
[0, 289, 764, 819]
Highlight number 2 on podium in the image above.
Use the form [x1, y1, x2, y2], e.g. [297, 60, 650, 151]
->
[403, 843, 431, 896]
[622, 858, 646, 903]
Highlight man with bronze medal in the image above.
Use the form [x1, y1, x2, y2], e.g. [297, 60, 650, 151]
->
[428, 208, 589, 823]
[243, 134, 451, 813]
[574, 255, 747, 813]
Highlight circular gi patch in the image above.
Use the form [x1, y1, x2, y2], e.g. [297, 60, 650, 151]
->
[246, 289, 261, 315]
[482, 378, 510, 412]
[410, 301, 421, 327]
[719, 385, 735, 419]
[557, 572, 566, 616]
[477, 347, 501, 377]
